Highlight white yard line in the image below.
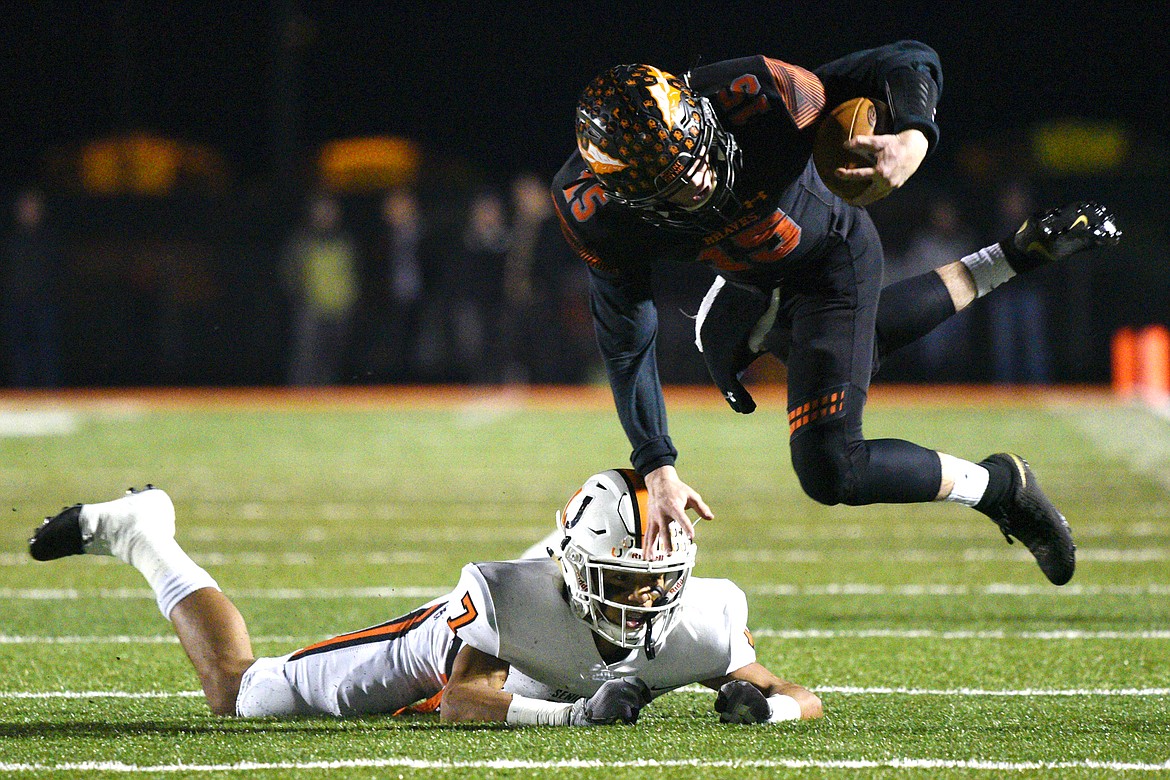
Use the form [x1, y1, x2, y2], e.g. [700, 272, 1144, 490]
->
[750, 583, 1170, 596]
[4, 546, 1167, 567]
[4, 627, 1170, 645]
[1051, 402, 1170, 493]
[753, 628, 1170, 639]
[2, 582, 1169, 601]
[0, 410, 78, 437]
[6, 686, 1168, 701]
[0, 757, 1168, 773]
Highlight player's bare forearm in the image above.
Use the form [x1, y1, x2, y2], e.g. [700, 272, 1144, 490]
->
[440, 682, 513, 723]
[440, 646, 512, 723]
[707, 662, 823, 720]
[769, 681, 822, 719]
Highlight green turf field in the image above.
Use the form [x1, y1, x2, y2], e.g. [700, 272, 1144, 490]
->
[1, 388, 1168, 777]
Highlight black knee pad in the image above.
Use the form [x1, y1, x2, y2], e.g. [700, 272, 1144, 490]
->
[790, 423, 857, 506]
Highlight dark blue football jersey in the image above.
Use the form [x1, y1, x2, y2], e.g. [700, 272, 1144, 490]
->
[551, 41, 942, 472]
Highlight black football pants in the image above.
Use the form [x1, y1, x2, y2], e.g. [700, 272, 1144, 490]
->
[762, 208, 956, 506]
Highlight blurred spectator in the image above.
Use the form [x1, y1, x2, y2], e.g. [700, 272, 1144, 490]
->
[506, 172, 595, 384]
[443, 187, 508, 383]
[2, 188, 64, 387]
[368, 187, 428, 382]
[886, 196, 977, 381]
[986, 182, 1053, 384]
[282, 192, 360, 386]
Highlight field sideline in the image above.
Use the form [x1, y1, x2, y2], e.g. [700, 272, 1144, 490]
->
[0, 382, 1120, 412]
[1, 384, 1167, 778]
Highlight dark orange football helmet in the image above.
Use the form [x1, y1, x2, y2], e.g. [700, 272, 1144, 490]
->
[575, 64, 740, 231]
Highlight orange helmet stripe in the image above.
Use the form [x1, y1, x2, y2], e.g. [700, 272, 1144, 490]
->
[614, 468, 649, 548]
[560, 487, 583, 528]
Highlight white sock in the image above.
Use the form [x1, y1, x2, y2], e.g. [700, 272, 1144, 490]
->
[938, 453, 990, 507]
[959, 244, 1016, 298]
[79, 503, 219, 620]
[135, 536, 220, 621]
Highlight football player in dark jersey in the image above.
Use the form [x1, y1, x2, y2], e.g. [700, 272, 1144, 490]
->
[551, 41, 1121, 586]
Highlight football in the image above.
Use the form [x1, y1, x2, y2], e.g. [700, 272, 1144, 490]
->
[812, 97, 890, 203]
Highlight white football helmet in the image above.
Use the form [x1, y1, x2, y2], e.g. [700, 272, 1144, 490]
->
[556, 469, 696, 655]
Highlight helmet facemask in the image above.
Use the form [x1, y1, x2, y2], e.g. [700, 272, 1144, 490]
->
[605, 97, 741, 233]
[575, 64, 741, 234]
[556, 469, 696, 656]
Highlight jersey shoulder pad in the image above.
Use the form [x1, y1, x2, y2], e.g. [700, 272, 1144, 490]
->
[694, 56, 825, 131]
[446, 563, 500, 656]
[701, 578, 756, 671]
[687, 577, 749, 627]
[663, 577, 756, 678]
[552, 154, 658, 277]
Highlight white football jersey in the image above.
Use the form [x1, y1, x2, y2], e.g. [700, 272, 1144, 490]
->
[236, 557, 756, 717]
[448, 557, 756, 702]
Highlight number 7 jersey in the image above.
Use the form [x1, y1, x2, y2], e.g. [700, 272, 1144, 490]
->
[447, 557, 757, 702]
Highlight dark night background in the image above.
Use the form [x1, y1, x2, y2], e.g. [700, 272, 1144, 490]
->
[1, 1, 1167, 387]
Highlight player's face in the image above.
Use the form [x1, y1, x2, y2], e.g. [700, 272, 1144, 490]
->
[663, 156, 716, 211]
[600, 570, 671, 629]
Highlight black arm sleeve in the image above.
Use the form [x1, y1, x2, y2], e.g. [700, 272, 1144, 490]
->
[588, 266, 677, 474]
[814, 40, 943, 151]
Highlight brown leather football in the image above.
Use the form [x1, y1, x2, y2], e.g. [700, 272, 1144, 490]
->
[813, 97, 890, 203]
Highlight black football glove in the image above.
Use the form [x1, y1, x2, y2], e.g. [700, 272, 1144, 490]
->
[570, 676, 652, 725]
[695, 277, 776, 414]
[714, 680, 772, 724]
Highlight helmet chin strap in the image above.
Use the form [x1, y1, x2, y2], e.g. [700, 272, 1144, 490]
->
[643, 585, 667, 659]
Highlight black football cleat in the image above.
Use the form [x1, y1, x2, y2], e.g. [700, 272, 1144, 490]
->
[982, 453, 1076, 586]
[29, 505, 85, 561]
[1001, 201, 1121, 273]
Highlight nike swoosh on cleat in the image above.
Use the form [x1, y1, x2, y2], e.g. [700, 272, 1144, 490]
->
[1007, 454, 1027, 489]
[1071, 214, 1089, 229]
[1025, 241, 1054, 260]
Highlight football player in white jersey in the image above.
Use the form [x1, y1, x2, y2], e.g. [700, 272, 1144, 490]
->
[28, 469, 821, 725]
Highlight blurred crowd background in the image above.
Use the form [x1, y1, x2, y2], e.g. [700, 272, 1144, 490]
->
[1, 2, 1166, 389]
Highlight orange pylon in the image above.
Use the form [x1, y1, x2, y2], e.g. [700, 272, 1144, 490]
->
[1137, 325, 1170, 402]
[1112, 327, 1136, 398]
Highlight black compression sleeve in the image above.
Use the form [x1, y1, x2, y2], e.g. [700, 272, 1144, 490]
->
[884, 65, 942, 148]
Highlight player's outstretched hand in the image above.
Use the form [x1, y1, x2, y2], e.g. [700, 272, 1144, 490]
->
[715, 680, 771, 724]
[570, 677, 652, 725]
[643, 466, 713, 557]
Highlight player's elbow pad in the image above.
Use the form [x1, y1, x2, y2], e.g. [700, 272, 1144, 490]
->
[883, 66, 940, 150]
